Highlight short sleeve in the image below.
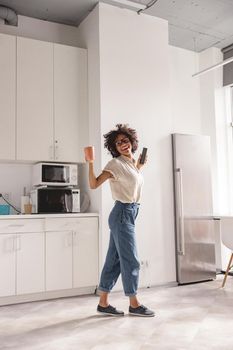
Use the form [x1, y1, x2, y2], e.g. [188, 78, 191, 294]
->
[103, 159, 120, 180]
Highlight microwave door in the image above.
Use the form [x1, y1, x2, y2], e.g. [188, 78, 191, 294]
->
[49, 190, 65, 213]
[42, 165, 69, 184]
[64, 191, 72, 213]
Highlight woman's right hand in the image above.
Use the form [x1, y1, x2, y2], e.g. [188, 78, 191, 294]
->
[84, 146, 95, 162]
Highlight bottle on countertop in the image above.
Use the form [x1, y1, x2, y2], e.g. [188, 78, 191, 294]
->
[21, 187, 29, 214]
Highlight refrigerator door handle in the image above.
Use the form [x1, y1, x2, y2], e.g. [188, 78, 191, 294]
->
[176, 168, 185, 255]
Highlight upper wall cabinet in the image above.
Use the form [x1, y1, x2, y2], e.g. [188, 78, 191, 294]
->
[0, 34, 16, 160]
[16, 37, 88, 162]
[54, 44, 88, 162]
[17, 37, 54, 161]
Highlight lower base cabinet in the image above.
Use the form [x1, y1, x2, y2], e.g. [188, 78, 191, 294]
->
[0, 234, 16, 297]
[0, 216, 99, 304]
[17, 232, 45, 295]
[45, 217, 99, 291]
[73, 218, 99, 288]
[0, 229, 45, 297]
[46, 230, 73, 291]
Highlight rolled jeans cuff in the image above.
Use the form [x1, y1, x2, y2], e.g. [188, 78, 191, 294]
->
[98, 286, 110, 293]
[125, 292, 137, 297]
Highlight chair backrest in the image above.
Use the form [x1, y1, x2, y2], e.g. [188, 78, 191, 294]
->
[221, 218, 233, 251]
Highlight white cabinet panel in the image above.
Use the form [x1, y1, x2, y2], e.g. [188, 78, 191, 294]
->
[0, 234, 16, 297]
[73, 217, 99, 288]
[0, 216, 98, 302]
[46, 231, 72, 291]
[0, 219, 44, 234]
[0, 34, 16, 160]
[54, 44, 88, 162]
[45, 217, 82, 232]
[0, 219, 45, 297]
[16, 233, 45, 295]
[17, 37, 54, 161]
[0, 33, 88, 163]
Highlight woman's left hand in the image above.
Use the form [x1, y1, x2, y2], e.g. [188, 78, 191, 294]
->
[136, 154, 148, 170]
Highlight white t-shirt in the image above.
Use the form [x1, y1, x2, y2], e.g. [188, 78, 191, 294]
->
[103, 155, 144, 204]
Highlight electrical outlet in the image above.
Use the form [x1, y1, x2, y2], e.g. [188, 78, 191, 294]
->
[140, 260, 149, 268]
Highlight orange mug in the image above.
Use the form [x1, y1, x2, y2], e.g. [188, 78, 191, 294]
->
[84, 146, 95, 162]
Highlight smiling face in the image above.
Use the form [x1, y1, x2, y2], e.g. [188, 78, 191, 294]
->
[115, 133, 132, 157]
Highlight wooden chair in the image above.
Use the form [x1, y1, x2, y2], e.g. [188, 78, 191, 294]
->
[221, 218, 233, 288]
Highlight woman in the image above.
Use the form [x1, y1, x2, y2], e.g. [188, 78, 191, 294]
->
[86, 124, 154, 317]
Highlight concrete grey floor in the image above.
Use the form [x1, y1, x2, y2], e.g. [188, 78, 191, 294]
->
[0, 275, 233, 350]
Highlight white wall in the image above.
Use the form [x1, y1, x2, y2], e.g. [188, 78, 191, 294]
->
[199, 48, 225, 215]
[76, 5, 102, 215]
[0, 163, 32, 213]
[169, 44, 229, 218]
[169, 46, 202, 134]
[77, 3, 177, 287]
[76, 3, 215, 289]
[0, 15, 80, 46]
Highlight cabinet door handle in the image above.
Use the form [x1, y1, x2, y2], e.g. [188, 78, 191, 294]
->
[16, 236, 21, 251]
[62, 222, 80, 229]
[8, 224, 24, 228]
[69, 232, 73, 246]
[73, 231, 78, 246]
[175, 168, 185, 256]
[5, 237, 15, 252]
[54, 140, 58, 160]
[49, 145, 54, 160]
[65, 232, 72, 247]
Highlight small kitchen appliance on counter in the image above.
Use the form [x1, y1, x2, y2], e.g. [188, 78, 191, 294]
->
[30, 162, 80, 214]
[32, 162, 78, 187]
[30, 187, 80, 214]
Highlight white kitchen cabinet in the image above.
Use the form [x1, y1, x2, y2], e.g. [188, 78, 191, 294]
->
[0, 234, 16, 297]
[16, 37, 54, 161]
[0, 219, 45, 297]
[0, 215, 98, 304]
[0, 33, 88, 163]
[0, 34, 16, 160]
[73, 217, 99, 288]
[17, 232, 45, 295]
[54, 44, 88, 162]
[16, 36, 88, 162]
[46, 230, 73, 291]
[45, 217, 99, 290]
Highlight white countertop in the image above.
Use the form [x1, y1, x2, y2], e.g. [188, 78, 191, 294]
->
[0, 213, 99, 220]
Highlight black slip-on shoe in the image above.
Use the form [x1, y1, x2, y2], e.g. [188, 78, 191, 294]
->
[129, 305, 155, 317]
[97, 304, 124, 316]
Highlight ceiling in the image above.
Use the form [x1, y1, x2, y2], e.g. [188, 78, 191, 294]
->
[0, 0, 233, 52]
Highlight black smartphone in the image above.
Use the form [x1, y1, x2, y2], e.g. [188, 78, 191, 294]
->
[140, 147, 148, 164]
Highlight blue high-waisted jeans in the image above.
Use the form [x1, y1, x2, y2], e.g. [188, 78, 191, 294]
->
[98, 201, 140, 296]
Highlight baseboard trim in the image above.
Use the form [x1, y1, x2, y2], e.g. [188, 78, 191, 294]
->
[140, 281, 178, 289]
[0, 286, 97, 306]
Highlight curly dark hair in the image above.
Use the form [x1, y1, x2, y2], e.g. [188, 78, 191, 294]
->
[103, 124, 139, 158]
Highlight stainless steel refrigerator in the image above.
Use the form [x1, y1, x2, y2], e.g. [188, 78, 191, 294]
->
[172, 133, 216, 284]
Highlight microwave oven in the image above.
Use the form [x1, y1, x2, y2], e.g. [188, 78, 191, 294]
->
[32, 162, 78, 187]
[30, 187, 80, 214]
